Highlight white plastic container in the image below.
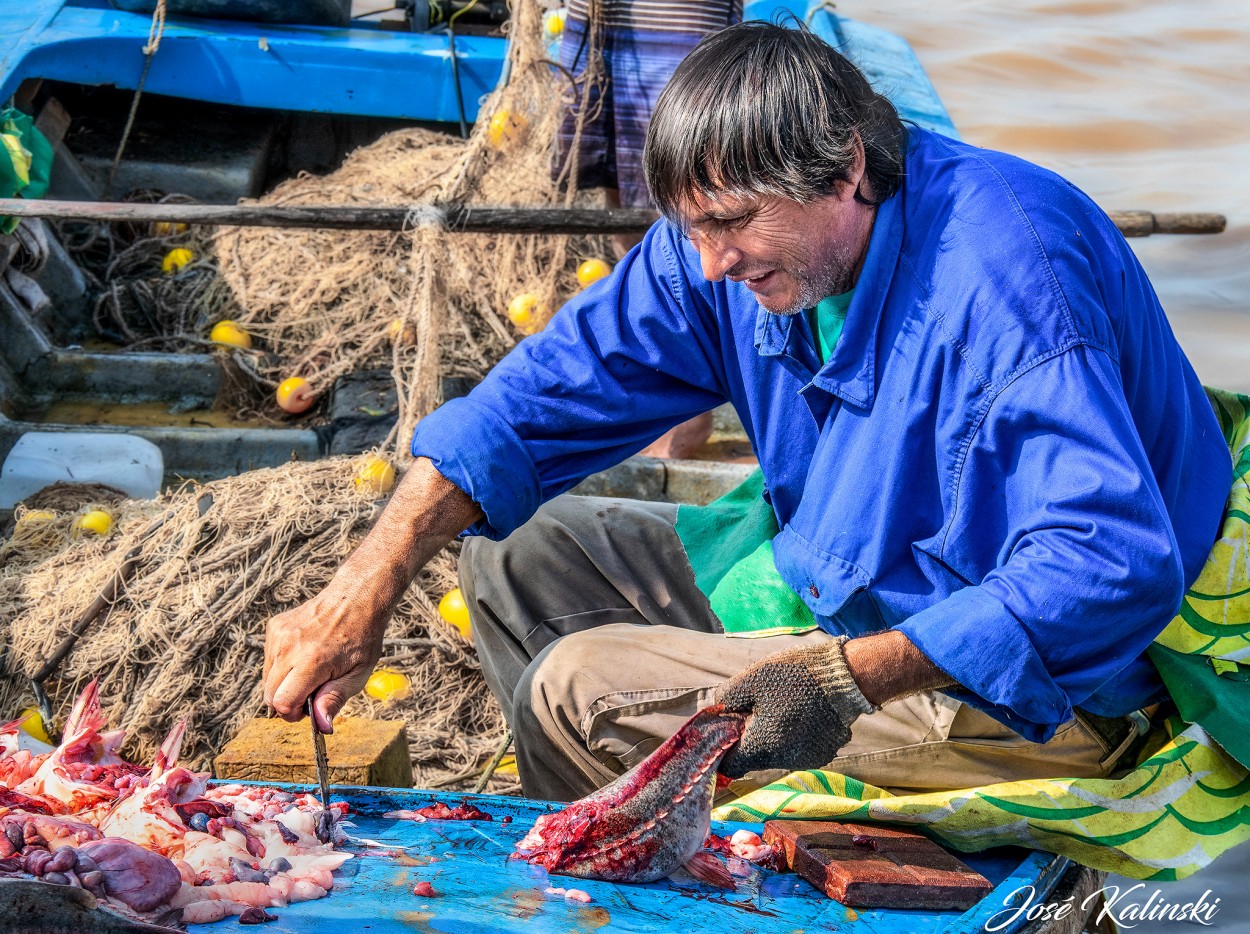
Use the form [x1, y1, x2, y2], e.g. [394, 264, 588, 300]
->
[0, 431, 164, 509]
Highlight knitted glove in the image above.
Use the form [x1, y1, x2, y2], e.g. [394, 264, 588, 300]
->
[715, 636, 877, 777]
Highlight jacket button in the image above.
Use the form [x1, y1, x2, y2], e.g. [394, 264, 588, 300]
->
[808, 585, 820, 598]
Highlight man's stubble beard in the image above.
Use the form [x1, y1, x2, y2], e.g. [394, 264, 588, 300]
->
[769, 245, 861, 317]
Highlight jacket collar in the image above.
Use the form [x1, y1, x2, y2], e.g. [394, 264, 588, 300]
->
[753, 187, 904, 411]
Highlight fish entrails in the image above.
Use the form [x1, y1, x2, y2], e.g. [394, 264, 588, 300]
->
[0, 682, 353, 926]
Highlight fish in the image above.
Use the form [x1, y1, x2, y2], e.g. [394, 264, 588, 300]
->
[513, 704, 745, 888]
[13, 680, 142, 820]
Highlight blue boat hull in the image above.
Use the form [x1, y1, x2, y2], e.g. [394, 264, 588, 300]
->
[0, 0, 956, 134]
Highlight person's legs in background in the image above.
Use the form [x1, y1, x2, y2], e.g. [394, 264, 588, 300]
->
[555, 12, 725, 458]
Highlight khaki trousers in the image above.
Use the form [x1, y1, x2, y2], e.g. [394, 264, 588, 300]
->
[462, 495, 1134, 802]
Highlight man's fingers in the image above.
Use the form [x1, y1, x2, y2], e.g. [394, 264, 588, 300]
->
[263, 608, 299, 709]
[312, 686, 348, 734]
[717, 747, 750, 779]
[262, 660, 290, 712]
[261, 619, 278, 692]
[262, 640, 289, 710]
[270, 667, 320, 722]
[312, 665, 375, 733]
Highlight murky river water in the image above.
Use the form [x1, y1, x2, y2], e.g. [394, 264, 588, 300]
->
[841, 0, 1250, 389]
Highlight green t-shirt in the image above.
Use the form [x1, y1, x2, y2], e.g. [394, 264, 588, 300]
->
[805, 291, 854, 365]
[675, 290, 855, 635]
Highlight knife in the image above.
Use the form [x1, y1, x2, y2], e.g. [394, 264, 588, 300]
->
[306, 696, 335, 843]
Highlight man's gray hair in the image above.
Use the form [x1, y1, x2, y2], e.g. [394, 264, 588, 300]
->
[644, 21, 907, 224]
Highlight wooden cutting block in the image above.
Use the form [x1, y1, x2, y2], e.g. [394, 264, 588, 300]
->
[214, 717, 411, 788]
[762, 819, 992, 910]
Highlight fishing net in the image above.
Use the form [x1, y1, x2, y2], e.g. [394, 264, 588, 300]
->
[58, 0, 611, 450]
[0, 457, 514, 792]
[0, 1, 620, 792]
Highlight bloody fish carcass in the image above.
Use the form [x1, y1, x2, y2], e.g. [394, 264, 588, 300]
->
[513, 704, 745, 888]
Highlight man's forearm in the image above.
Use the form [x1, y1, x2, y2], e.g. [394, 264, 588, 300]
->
[843, 629, 956, 707]
[264, 456, 483, 727]
[335, 456, 483, 616]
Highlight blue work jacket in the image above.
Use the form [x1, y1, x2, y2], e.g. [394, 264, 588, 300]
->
[413, 127, 1230, 740]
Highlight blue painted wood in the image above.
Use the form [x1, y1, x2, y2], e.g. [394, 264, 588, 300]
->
[0, 0, 505, 123]
[0, 1, 957, 133]
[200, 784, 1063, 934]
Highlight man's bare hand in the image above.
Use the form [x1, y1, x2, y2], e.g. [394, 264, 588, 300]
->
[261, 457, 482, 733]
[263, 579, 388, 732]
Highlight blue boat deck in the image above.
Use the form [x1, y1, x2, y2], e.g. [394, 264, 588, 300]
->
[1, 1, 957, 135]
[225, 786, 1068, 934]
[0, 0, 505, 123]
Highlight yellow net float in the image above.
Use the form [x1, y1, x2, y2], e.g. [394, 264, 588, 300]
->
[161, 247, 194, 275]
[486, 109, 527, 150]
[354, 456, 396, 495]
[275, 377, 315, 414]
[542, 8, 566, 39]
[576, 258, 613, 288]
[365, 669, 411, 703]
[438, 588, 473, 641]
[74, 510, 113, 537]
[506, 292, 543, 334]
[209, 320, 252, 349]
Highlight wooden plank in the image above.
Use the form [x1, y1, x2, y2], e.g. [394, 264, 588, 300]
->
[0, 198, 1227, 237]
[763, 819, 992, 910]
[1016, 862, 1107, 934]
[214, 717, 411, 788]
[33, 97, 71, 151]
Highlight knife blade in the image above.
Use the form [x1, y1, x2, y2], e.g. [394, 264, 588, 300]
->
[306, 696, 334, 843]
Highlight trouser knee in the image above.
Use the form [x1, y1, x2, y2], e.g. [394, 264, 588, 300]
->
[511, 630, 597, 744]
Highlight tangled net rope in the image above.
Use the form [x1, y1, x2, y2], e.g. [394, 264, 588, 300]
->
[59, 1, 611, 451]
[0, 458, 512, 791]
[1, 2, 622, 790]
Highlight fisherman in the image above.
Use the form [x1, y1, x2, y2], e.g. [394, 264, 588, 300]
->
[264, 22, 1230, 802]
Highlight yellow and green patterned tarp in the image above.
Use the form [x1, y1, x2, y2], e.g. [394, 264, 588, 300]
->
[0, 106, 52, 235]
[715, 388, 1250, 881]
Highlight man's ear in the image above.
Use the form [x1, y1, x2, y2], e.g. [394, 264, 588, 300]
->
[844, 131, 869, 203]
[829, 133, 868, 204]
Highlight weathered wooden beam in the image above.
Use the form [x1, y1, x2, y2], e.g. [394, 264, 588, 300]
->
[0, 199, 661, 234]
[1106, 209, 1226, 236]
[0, 198, 1227, 237]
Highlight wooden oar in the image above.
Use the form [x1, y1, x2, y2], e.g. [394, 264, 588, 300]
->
[1106, 210, 1226, 237]
[0, 198, 1228, 237]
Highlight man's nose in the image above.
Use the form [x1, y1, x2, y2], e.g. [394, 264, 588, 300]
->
[695, 237, 742, 282]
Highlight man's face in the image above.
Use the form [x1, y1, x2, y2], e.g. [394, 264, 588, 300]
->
[678, 185, 876, 316]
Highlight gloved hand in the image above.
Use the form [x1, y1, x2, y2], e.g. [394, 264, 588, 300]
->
[715, 636, 877, 777]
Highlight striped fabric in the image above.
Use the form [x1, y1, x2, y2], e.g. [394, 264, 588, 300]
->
[555, 3, 740, 207]
[566, 0, 742, 34]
